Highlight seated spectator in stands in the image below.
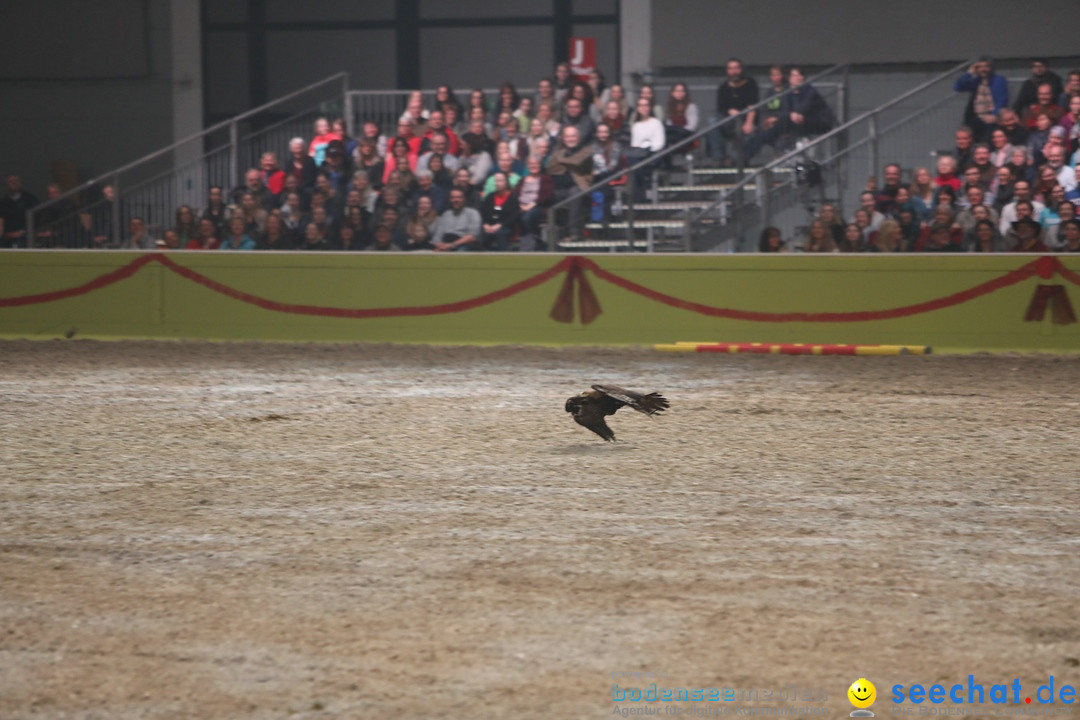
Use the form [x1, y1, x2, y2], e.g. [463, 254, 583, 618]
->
[354, 139, 385, 190]
[309, 206, 335, 243]
[591, 122, 625, 183]
[629, 85, 664, 124]
[298, 221, 328, 251]
[535, 100, 562, 139]
[331, 223, 362, 251]
[466, 106, 494, 141]
[444, 103, 468, 138]
[117, 216, 155, 250]
[1014, 59, 1064, 115]
[462, 116, 495, 159]
[410, 170, 448, 214]
[664, 83, 699, 150]
[711, 58, 759, 164]
[32, 183, 76, 248]
[432, 187, 482, 251]
[803, 219, 837, 252]
[404, 195, 438, 251]
[1006, 146, 1036, 186]
[513, 96, 534, 134]
[597, 83, 629, 122]
[568, 81, 595, 121]
[1033, 165, 1061, 205]
[460, 134, 494, 188]
[874, 163, 906, 215]
[992, 165, 1016, 212]
[275, 173, 301, 210]
[395, 117, 423, 159]
[854, 191, 884, 232]
[969, 144, 996, 188]
[1011, 216, 1049, 251]
[1049, 200, 1077, 248]
[758, 65, 788, 138]
[452, 167, 482, 209]
[958, 199, 999, 236]
[332, 118, 357, 159]
[82, 185, 124, 247]
[892, 186, 912, 218]
[995, 109, 1029, 147]
[817, 203, 846, 247]
[1060, 219, 1080, 252]
[500, 114, 528, 162]
[758, 226, 787, 253]
[514, 155, 554, 251]
[915, 205, 962, 251]
[871, 219, 903, 253]
[601, 99, 630, 146]
[954, 57, 1008, 141]
[231, 168, 275, 211]
[896, 205, 921, 251]
[935, 184, 959, 212]
[434, 84, 463, 119]
[482, 152, 522, 197]
[527, 118, 553, 157]
[308, 117, 341, 167]
[1045, 145, 1077, 192]
[744, 67, 833, 162]
[313, 172, 345, 220]
[236, 191, 268, 238]
[547, 125, 594, 239]
[534, 77, 558, 114]
[0, 174, 39, 248]
[342, 202, 370, 244]
[349, 171, 377, 213]
[1060, 95, 1080, 145]
[988, 128, 1015, 168]
[220, 215, 256, 250]
[952, 127, 975, 171]
[480, 172, 521, 252]
[561, 97, 596, 146]
[934, 155, 963, 196]
[173, 205, 199, 247]
[320, 140, 352, 197]
[426, 154, 453, 191]
[490, 82, 521, 126]
[1020, 83, 1064, 130]
[280, 191, 304, 235]
[359, 121, 388, 158]
[921, 222, 964, 252]
[466, 87, 487, 120]
[420, 110, 460, 157]
[286, 137, 317, 191]
[374, 185, 407, 224]
[627, 97, 665, 198]
[383, 137, 417, 188]
[909, 167, 935, 223]
[852, 209, 874, 244]
[260, 152, 286, 196]
[554, 62, 573, 105]
[839, 222, 865, 252]
[1025, 112, 1054, 161]
[1000, 199, 1038, 248]
[1038, 185, 1067, 236]
[966, 217, 1003, 252]
[258, 212, 293, 250]
[187, 217, 221, 250]
[960, 167, 986, 205]
[999, 183, 1044, 235]
[1059, 70, 1080, 109]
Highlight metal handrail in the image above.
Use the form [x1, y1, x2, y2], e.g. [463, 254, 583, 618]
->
[541, 64, 848, 249]
[27, 72, 349, 246]
[687, 58, 977, 229]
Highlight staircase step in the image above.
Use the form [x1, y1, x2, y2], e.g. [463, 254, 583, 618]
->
[586, 220, 686, 229]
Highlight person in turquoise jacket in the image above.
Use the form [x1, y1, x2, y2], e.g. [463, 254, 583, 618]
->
[220, 216, 256, 250]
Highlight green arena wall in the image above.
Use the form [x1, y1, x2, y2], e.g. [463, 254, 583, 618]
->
[1, 251, 1079, 352]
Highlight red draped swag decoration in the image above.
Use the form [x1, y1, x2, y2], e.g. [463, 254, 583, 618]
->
[2, 253, 1078, 326]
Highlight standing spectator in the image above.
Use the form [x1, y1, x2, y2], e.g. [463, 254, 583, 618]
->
[711, 58, 759, 165]
[0, 174, 39, 248]
[546, 125, 594, 239]
[432, 187, 482, 252]
[480, 172, 521, 251]
[1013, 59, 1064, 115]
[954, 57, 1009, 141]
[664, 83, 700, 149]
[513, 155, 554, 251]
[187, 218, 221, 250]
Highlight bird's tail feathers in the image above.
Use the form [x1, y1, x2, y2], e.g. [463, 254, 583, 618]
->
[638, 392, 669, 416]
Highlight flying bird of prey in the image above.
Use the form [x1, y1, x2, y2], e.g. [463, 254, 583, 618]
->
[565, 384, 669, 441]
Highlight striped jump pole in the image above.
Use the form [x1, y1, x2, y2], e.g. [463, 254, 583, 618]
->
[654, 342, 932, 356]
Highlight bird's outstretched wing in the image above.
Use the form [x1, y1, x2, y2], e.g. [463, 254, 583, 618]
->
[569, 401, 616, 441]
[591, 384, 669, 416]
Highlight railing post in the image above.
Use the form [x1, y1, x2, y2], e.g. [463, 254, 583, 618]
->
[25, 206, 35, 249]
[760, 168, 771, 234]
[111, 174, 122, 249]
[868, 113, 879, 188]
[626, 171, 635, 251]
[342, 75, 354, 137]
[228, 120, 239, 187]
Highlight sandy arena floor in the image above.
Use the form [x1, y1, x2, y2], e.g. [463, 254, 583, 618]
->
[1, 340, 1079, 719]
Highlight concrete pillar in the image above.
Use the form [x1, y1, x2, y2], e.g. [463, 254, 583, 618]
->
[619, 0, 652, 92]
[170, 0, 205, 207]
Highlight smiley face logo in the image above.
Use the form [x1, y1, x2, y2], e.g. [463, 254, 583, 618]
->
[848, 678, 877, 709]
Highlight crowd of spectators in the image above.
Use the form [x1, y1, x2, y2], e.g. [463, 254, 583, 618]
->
[4, 57, 1078, 253]
[761, 58, 1080, 253]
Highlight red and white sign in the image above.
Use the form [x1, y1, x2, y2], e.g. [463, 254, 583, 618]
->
[569, 37, 596, 82]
